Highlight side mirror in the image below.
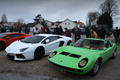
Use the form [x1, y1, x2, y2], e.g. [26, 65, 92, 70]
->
[45, 39, 50, 44]
[70, 43, 72, 46]
[6, 36, 11, 39]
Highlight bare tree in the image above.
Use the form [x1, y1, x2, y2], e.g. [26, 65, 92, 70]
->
[100, 0, 119, 17]
[87, 11, 100, 26]
[17, 18, 25, 25]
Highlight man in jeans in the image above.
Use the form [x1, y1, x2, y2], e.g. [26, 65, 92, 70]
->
[113, 27, 120, 44]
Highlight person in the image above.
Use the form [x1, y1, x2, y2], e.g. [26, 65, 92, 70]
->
[54, 26, 60, 35]
[25, 26, 30, 34]
[91, 29, 98, 38]
[113, 27, 120, 44]
[33, 27, 39, 35]
[63, 28, 71, 37]
[10, 27, 13, 32]
[59, 26, 63, 35]
[46, 27, 50, 34]
[93, 25, 99, 35]
[18, 27, 22, 33]
[99, 27, 106, 39]
[72, 26, 81, 42]
[85, 27, 90, 38]
[41, 27, 45, 33]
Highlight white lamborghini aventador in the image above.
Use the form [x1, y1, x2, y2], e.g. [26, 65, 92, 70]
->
[5, 34, 72, 61]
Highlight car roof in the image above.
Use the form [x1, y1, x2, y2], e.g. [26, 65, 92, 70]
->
[35, 34, 62, 37]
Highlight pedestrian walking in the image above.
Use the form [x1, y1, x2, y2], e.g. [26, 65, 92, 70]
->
[113, 27, 120, 44]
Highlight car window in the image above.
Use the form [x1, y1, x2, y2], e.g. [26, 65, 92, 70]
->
[73, 39, 104, 50]
[21, 35, 45, 43]
[42, 36, 59, 44]
[0, 33, 7, 38]
[3, 34, 23, 39]
[104, 41, 111, 48]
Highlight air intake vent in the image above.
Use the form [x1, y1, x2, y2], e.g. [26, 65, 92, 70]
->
[60, 52, 70, 56]
[69, 54, 81, 58]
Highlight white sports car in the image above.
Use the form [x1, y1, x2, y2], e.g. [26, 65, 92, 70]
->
[5, 34, 72, 61]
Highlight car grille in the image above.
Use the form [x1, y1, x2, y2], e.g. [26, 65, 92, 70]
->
[49, 61, 83, 73]
[7, 53, 25, 59]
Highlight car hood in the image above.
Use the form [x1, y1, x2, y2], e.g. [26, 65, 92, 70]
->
[56, 46, 99, 56]
[49, 46, 101, 69]
[6, 40, 37, 53]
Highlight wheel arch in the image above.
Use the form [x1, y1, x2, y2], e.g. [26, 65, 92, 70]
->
[0, 41, 6, 48]
[67, 40, 72, 45]
[35, 46, 45, 54]
[97, 57, 102, 65]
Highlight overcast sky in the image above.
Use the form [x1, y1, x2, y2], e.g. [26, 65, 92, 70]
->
[0, 0, 120, 27]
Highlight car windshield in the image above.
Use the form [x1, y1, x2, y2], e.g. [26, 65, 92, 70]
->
[21, 35, 45, 43]
[0, 33, 7, 38]
[73, 39, 104, 50]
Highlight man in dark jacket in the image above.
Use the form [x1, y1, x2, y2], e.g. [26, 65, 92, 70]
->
[113, 27, 120, 44]
[72, 26, 81, 42]
[99, 27, 106, 39]
[85, 27, 90, 38]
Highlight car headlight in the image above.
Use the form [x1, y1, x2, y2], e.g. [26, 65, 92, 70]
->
[49, 51, 57, 58]
[78, 58, 88, 68]
[20, 47, 29, 52]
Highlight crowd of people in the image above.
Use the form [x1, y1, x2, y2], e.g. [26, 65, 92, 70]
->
[0, 25, 120, 44]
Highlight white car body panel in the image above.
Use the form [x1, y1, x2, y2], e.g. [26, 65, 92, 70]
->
[5, 34, 72, 61]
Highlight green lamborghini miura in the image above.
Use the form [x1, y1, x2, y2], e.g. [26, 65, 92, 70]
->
[48, 38, 117, 76]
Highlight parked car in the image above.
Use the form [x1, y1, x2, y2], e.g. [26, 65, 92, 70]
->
[105, 31, 112, 37]
[48, 38, 117, 76]
[0, 32, 31, 51]
[6, 34, 72, 61]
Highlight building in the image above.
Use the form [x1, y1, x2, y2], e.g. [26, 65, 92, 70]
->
[46, 18, 85, 29]
[27, 22, 43, 32]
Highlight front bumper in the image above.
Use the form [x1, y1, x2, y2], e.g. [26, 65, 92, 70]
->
[6, 52, 34, 61]
[6, 53, 25, 60]
[49, 60, 85, 74]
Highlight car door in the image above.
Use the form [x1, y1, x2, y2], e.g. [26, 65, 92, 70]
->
[102, 41, 114, 62]
[42, 36, 61, 54]
[3, 34, 23, 46]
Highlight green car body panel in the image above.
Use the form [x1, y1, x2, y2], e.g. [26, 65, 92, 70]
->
[48, 38, 117, 74]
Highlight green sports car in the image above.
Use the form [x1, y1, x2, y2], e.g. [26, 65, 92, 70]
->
[48, 38, 117, 76]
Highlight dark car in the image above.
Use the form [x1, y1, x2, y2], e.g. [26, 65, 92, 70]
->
[105, 31, 112, 37]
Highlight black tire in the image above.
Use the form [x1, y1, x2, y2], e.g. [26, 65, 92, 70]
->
[90, 59, 100, 76]
[111, 49, 117, 59]
[0, 42, 5, 51]
[34, 47, 44, 60]
[67, 40, 72, 45]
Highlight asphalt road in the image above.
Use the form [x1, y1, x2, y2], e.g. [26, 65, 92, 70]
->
[0, 35, 120, 80]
